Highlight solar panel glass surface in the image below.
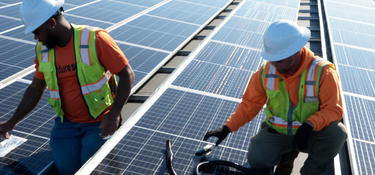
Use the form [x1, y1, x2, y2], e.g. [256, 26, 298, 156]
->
[0, 82, 55, 174]
[110, 15, 199, 51]
[324, 0, 375, 174]
[147, 0, 220, 25]
[0, 17, 22, 33]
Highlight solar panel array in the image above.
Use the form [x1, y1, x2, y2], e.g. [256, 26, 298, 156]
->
[323, 0, 375, 174]
[0, 0, 234, 174]
[81, 0, 301, 174]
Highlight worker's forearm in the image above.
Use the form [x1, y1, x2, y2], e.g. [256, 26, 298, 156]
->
[110, 66, 134, 116]
[8, 85, 45, 125]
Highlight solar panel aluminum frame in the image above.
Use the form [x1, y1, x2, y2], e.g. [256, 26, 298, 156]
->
[322, 0, 360, 174]
[76, 0, 241, 174]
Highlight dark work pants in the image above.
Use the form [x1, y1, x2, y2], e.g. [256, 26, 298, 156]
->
[247, 121, 347, 175]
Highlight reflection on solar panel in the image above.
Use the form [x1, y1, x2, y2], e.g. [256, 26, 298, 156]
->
[82, 0, 301, 174]
[324, 0, 375, 174]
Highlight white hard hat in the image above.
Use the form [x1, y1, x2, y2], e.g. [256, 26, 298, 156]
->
[261, 20, 310, 62]
[20, 0, 64, 34]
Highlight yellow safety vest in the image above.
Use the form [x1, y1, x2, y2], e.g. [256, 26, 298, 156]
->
[36, 24, 116, 122]
[261, 57, 334, 135]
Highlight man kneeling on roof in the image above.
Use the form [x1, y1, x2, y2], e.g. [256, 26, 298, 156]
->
[204, 20, 347, 175]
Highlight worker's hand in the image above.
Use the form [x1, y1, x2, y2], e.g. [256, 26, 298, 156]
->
[203, 125, 231, 146]
[294, 122, 313, 150]
[99, 112, 120, 138]
[0, 121, 15, 139]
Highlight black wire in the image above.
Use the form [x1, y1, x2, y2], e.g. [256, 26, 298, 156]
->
[165, 140, 177, 175]
[196, 160, 256, 175]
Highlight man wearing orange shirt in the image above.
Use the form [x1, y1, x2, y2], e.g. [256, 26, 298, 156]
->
[0, 0, 134, 174]
[204, 20, 347, 175]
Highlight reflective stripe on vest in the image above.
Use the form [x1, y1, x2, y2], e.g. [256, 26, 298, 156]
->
[304, 59, 322, 103]
[268, 116, 302, 128]
[79, 27, 92, 65]
[48, 88, 60, 99]
[41, 46, 49, 63]
[40, 45, 61, 100]
[264, 63, 278, 90]
[81, 71, 112, 95]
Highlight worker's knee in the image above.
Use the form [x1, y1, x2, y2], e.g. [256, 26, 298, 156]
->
[247, 141, 278, 168]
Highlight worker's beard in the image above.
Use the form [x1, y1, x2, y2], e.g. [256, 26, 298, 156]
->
[45, 29, 59, 50]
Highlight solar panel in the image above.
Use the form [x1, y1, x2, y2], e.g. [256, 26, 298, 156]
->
[147, 0, 221, 25]
[195, 41, 262, 71]
[67, 1, 146, 23]
[172, 60, 252, 99]
[117, 43, 169, 86]
[0, 3, 20, 18]
[325, 1, 375, 24]
[334, 45, 375, 69]
[235, 1, 298, 21]
[339, 65, 375, 97]
[0, 81, 55, 174]
[110, 15, 199, 51]
[0, 16, 22, 33]
[0, 38, 34, 81]
[323, 0, 375, 174]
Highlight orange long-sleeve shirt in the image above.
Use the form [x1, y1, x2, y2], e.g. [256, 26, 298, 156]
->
[225, 47, 343, 132]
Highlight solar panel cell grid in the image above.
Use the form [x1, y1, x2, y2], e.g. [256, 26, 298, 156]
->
[339, 65, 375, 97]
[0, 4, 20, 18]
[353, 139, 375, 175]
[147, 0, 219, 25]
[117, 43, 169, 85]
[325, 1, 375, 24]
[1, 27, 35, 41]
[110, 15, 199, 51]
[344, 95, 375, 142]
[67, 1, 146, 23]
[235, 1, 297, 21]
[334, 45, 375, 69]
[113, 0, 163, 7]
[64, 15, 114, 29]
[0, 17, 22, 33]
[179, 0, 229, 8]
[172, 60, 252, 98]
[195, 41, 262, 71]
[213, 27, 263, 49]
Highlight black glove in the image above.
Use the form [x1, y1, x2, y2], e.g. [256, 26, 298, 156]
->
[203, 125, 231, 146]
[294, 122, 313, 150]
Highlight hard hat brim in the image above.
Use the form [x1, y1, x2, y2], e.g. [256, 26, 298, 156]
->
[261, 26, 311, 62]
[23, 0, 64, 34]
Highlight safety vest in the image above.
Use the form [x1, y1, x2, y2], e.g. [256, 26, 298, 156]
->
[36, 24, 116, 122]
[261, 57, 334, 135]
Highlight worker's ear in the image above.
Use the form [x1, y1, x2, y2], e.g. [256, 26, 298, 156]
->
[46, 18, 57, 30]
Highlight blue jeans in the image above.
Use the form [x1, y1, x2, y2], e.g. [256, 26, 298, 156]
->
[50, 118, 105, 175]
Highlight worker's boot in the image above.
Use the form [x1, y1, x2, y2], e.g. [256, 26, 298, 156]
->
[274, 150, 299, 175]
